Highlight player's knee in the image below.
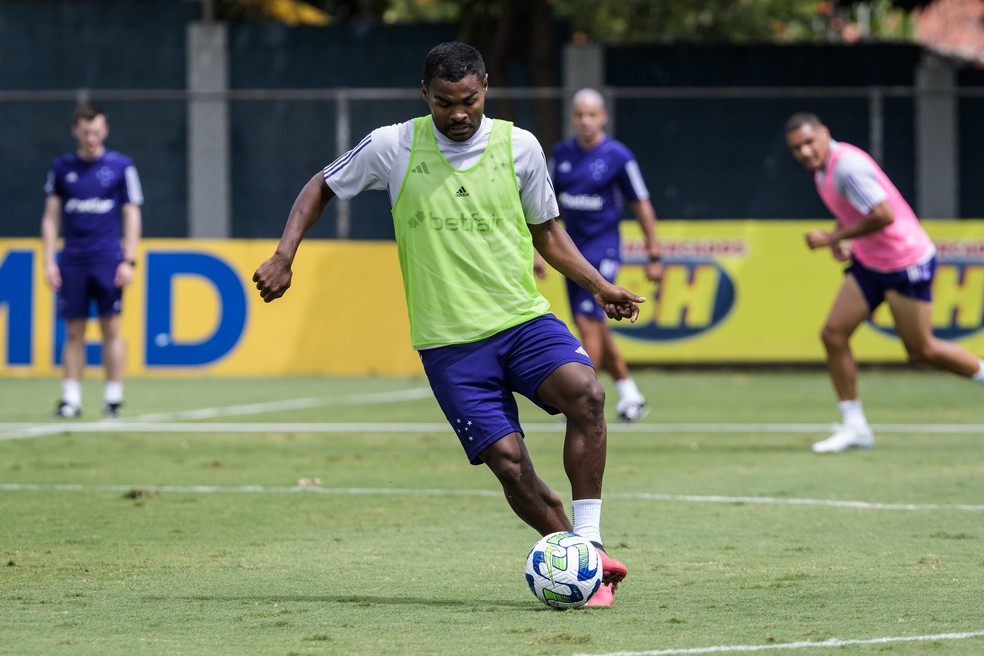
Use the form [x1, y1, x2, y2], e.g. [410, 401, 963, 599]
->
[482, 438, 526, 487]
[904, 342, 934, 364]
[820, 323, 847, 348]
[571, 376, 606, 418]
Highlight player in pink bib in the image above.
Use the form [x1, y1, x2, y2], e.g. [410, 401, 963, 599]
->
[785, 112, 984, 453]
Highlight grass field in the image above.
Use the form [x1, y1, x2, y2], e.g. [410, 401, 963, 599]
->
[2, 369, 983, 656]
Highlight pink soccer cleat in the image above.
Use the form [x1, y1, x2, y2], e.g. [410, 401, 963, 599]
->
[595, 544, 627, 588]
[585, 582, 614, 607]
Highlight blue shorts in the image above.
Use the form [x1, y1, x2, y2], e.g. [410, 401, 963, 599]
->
[419, 314, 593, 465]
[566, 256, 619, 320]
[847, 256, 935, 311]
[57, 258, 123, 319]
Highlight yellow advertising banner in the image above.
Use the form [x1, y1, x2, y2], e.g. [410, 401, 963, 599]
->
[2, 222, 982, 376]
[1, 239, 420, 377]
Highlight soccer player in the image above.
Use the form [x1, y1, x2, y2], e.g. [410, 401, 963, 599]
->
[785, 112, 984, 453]
[41, 103, 144, 418]
[253, 42, 640, 606]
[543, 88, 663, 422]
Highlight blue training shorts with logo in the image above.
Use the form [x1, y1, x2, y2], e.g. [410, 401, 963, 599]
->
[57, 258, 123, 319]
[419, 313, 594, 465]
[847, 255, 935, 311]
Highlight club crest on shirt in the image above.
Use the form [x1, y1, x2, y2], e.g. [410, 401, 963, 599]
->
[97, 166, 115, 187]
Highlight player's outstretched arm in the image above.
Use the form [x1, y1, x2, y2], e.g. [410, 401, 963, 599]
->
[254, 173, 336, 303]
[530, 219, 645, 322]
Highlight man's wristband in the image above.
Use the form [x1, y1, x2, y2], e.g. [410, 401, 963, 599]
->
[648, 254, 662, 263]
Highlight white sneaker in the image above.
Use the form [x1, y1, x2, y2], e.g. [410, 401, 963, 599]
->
[811, 425, 874, 453]
[616, 398, 648, 423]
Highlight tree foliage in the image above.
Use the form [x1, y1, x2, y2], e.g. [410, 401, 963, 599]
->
[239, 0, 926, 44]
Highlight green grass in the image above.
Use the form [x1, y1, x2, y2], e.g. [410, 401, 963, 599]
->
[1, 370, 983, 655]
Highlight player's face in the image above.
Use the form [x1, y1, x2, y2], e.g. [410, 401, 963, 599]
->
[422, 73, 488, 142]
[786, 122, 830, 172]
[72, 115, 109, 160]
[571, 101, 607, 146]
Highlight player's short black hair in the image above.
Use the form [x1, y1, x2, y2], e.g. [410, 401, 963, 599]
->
[73, 102, 106, 125]
[422, 42, 486, 86]
[784, 112, 823, 134]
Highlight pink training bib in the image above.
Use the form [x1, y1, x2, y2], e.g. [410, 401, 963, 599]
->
[815, 142, 932, 271]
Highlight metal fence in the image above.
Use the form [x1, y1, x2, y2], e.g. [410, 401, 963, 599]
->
[3, 83, 981, 241]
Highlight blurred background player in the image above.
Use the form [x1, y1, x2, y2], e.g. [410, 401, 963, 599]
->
[253, 42, 640, 606]
[539, 87, 663, 422]
[785, 112, 984, 453]
[41, 103, 143, 418]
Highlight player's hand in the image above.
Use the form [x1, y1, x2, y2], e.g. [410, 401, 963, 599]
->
[44, 263, 62, 291]
[831, 242, 852, 262]
[594, 285, 645, 323]
[645, 260, 664, 283]
[805, 229, 833, 250]
[253, 254, 293, 303]
[114, 261, 135, 288]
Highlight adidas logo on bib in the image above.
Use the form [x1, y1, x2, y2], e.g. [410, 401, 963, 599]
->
[455, 186, 469, 197]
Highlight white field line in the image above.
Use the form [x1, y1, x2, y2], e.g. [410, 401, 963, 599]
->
[572, 630, 984, 656]
[0, 482, 982, 512]
[0, 387, 434, 440]
[4, 420, 984, 442]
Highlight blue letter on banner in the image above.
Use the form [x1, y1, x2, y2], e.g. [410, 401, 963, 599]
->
[146, 252, 247, 366]
[0, 250, 33, 365]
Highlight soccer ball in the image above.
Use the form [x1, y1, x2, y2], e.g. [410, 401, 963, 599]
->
[525, 531, 602, 609]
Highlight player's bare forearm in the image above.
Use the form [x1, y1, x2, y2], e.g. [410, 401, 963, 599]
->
[40, 196, 63, 289]
[40, 196, 61, 267]
[277, 173, 336, 264]
[254, 173, 335, 303]
[807, 202, 894, 250]
[530, 219, 605, 293]
[121, 204, 141, 263]
[631, 199, 660, 254]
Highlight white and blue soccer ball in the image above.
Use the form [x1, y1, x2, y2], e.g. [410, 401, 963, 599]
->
[525, 531, 602, 609]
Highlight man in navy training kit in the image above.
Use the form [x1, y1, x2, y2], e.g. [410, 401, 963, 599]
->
[41, 103, 143, 418]
[540, 88, 663, 422]
[253, 42, 636, 606]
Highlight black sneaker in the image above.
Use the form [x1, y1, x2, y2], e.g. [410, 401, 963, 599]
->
[54, 401, 82, 418]
[102, 402, 122, 418]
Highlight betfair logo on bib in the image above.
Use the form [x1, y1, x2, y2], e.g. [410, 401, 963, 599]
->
[407, 210, 503, 233]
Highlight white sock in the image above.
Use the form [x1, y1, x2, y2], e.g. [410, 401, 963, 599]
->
[615, 377, 643, 402]
[104, 381, 123, 404]
[972, 360, 984, 384]
[62, 379, 82, 407]
[838, 399, 869, 429]
[571, 498, 603, 545]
